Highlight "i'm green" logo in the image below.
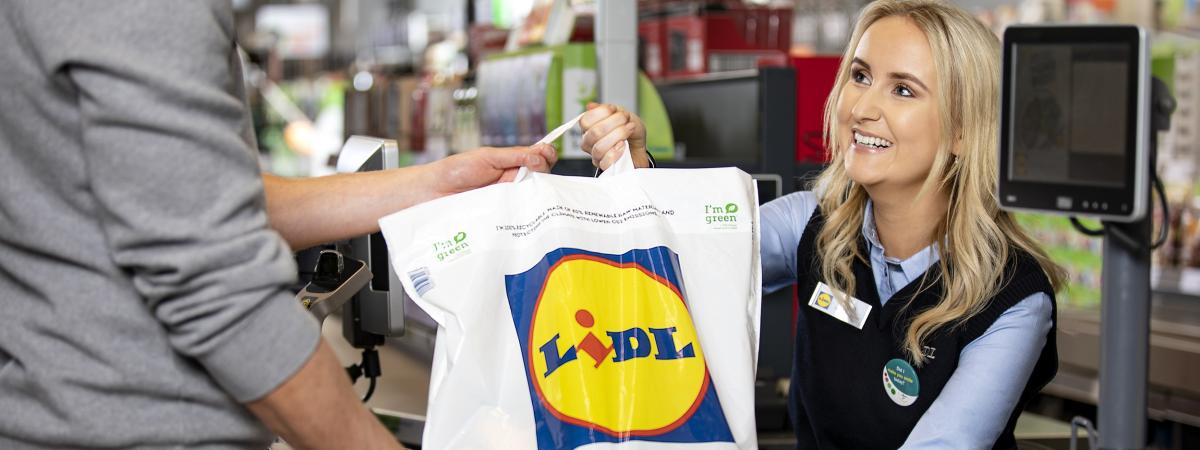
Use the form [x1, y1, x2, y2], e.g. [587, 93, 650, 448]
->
[704, 202, 740, 228]
[433, 231, 471, 261]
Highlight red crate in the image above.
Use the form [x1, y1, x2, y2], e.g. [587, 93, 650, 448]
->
[791, 56, 842, 164]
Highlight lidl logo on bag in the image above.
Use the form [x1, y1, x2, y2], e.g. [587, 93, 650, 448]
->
[704, 202, 740, 229]
[506, 247, 734, 450]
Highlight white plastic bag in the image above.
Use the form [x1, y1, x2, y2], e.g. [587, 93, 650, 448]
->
[379, 123, 761, 450]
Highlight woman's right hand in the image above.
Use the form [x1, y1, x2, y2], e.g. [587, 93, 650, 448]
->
[578, 102, 651, 170]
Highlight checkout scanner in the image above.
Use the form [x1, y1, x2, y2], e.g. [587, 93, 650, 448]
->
[999, 25, 1152, 223]
[1000, 25, 1175, 450]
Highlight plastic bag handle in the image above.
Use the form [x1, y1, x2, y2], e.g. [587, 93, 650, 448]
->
[598, 140, 634, 178]
[512, 112, 635, 182]
[513, 113, 584, 183]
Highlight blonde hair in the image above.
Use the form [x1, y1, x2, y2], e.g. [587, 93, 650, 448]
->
[813, 0, 1065, 366]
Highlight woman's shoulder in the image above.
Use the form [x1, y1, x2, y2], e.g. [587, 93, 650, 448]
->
[969, 248, 1057, 332]
[1003, 248, 1056, 294]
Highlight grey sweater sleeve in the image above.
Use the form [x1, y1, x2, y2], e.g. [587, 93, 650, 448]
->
[12, 0, 320, 402]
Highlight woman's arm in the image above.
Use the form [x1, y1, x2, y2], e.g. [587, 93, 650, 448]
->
[761, 192, 820, 294]
[899, 293, 1053, 449]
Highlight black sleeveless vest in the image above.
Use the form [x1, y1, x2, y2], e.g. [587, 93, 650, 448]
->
[788, 208, 1058, 449]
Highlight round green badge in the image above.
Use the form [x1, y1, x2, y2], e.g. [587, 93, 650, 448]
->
[882, 358, 919, 406]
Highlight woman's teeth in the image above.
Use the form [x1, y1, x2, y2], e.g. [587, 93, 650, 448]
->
[854, 132, 893, 149]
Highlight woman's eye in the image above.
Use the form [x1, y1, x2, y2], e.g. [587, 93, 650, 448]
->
[852, 70, 870, 85]
[895, 84, 914, 97]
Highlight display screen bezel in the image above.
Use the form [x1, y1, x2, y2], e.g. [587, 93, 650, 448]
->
[998, 25, 1147, 222]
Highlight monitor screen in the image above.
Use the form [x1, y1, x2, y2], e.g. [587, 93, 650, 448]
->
[998, 25, 1148, 222]
[1009, 43, 1129, 188]
[657, 73, 759, 163]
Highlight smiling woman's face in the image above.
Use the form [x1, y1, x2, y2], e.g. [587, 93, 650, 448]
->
[836, 15, 945, 191]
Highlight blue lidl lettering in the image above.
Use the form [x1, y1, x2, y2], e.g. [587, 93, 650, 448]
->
[540, 316, 696, 378]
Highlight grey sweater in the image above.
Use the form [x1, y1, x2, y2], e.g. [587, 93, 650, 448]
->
[0, 1, 320, 448]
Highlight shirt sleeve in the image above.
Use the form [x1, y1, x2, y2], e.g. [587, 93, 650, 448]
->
[761, 191, 818, 294]
[899, 292, 1054, 449]
[15, 0, 320, 402]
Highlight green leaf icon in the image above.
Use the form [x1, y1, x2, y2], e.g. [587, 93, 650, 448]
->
[724, 203, 739, 214]
[454, 232, 467, 243]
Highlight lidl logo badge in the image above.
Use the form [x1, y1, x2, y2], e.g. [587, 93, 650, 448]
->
[506, 247, 734, 449]
[816, 292, 832, 309]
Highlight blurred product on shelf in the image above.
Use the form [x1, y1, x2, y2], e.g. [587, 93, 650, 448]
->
[476, 43, 675, 160]
[452, 86, 482, 154]
[1016, 214, 1104, 308]
[639, 0, 793, 80]
[478, 51, 554, 148]
[789, 56, 840, 165]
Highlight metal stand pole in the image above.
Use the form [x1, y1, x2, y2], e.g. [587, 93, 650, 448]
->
[1096, 76, 1172, 450]
[1097, 215, 1151, 450]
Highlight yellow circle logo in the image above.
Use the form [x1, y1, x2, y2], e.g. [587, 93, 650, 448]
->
[530, 255, 706, 434]
[506, 248, 733, 447]
[816, 292, 832, 308]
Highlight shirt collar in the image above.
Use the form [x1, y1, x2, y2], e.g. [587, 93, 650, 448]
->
[862, 199, 942, 272]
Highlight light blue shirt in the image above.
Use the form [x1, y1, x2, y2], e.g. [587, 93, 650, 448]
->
[761, 191, 1053, 449]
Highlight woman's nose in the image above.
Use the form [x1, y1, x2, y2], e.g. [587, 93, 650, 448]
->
[849, 87, 883, 123]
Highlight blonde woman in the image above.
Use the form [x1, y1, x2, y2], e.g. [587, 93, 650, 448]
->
[578, 0, 1065, 448]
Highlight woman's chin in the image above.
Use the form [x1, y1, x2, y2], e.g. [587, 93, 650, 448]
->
[844, 161, 891, 188]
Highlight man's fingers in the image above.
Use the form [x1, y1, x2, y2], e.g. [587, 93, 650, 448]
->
[535, 143, 558, 168]
[529, 143, 552, 159]
[523, 144, 556, 173]
[479, 146, 529, 169]
[498, 167, 521, 183]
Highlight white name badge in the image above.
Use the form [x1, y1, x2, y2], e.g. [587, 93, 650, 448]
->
[807, 281, 873, 330]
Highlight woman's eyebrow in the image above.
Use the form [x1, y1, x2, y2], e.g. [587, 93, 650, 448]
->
[888, 71, 930, 92]
[852, 56, 930, 92]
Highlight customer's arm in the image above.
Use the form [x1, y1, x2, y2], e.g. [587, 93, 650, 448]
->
[248, 340, 402, 450]
[264, 144, 556, 250]
[17, 1, 398, 448]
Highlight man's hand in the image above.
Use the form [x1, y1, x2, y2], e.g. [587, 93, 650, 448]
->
[247, 341, 405, 450]
[579, 103, 650, 170]
[426, 144, 558, 198]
